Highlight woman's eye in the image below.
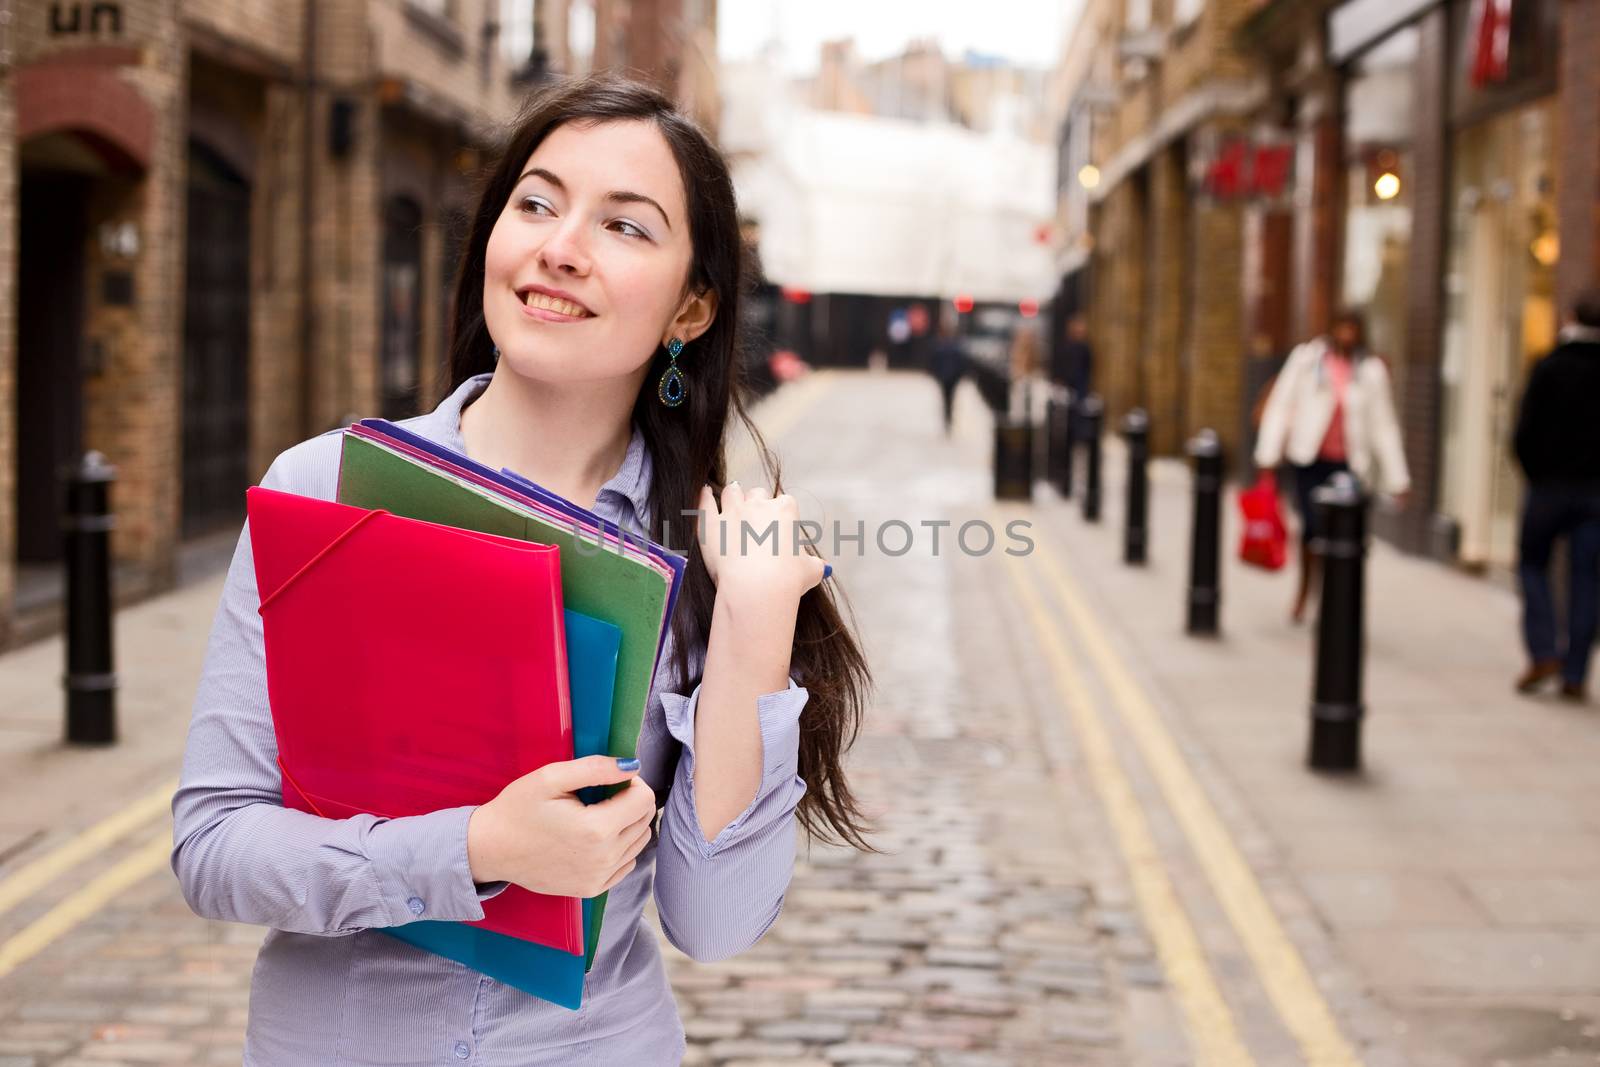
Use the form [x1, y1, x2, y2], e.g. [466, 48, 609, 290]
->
[520, 196, 554, 216]
[610, 219, 648, 240]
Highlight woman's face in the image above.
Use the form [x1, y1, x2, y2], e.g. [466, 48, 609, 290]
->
[483, 119, 712, 387]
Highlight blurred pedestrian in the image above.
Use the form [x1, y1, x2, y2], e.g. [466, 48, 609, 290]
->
[1008, 320, 1045, 421]
[930, 305, 966, 435]
[1053, 312, 1094, 400]
[1511, 290, 1600, 700]
[1254, 309, 1410, 623]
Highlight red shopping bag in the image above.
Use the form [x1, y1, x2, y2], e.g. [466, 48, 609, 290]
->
[1237, 471, 1288, 571]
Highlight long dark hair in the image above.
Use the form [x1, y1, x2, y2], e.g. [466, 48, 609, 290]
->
[446, 75, 874, 851]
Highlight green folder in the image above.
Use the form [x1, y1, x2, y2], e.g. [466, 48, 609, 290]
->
[337, 431, 672, 967]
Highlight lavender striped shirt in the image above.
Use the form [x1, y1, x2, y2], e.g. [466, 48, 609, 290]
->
[171, 373, 809, 1065]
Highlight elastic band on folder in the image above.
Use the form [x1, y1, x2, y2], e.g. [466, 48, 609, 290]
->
[276, 756, 329, 818]
[258, 507, 386, 615]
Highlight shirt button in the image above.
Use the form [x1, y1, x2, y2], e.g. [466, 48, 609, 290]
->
[407, 896, 426, 915]
[453, 1041, 471, 1059]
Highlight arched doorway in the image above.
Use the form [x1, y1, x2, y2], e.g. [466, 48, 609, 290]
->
[181, 139, 252, 538]
[15, 128, 140, 566]
[381, 197, 424, 420]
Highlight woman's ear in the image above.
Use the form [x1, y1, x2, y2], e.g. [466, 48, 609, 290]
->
[669, 287, 718, 346]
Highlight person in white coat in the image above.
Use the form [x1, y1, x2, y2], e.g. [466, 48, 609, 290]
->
[1254, 310, 1411, 621]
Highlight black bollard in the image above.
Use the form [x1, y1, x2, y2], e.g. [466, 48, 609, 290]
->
[64, 451, 118, 745]
[1308, 473, 1367, 772]
[1185, 429, 1222, 636]
[1046, 387, 1071, 494]
[1122, 408, 1150, 565]
[993, 417, 1033, 501]
[1061, 391, 1079, 499]
[1080, 394, 1103, 523]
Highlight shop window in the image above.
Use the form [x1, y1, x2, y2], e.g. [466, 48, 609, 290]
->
[1339, 26, 1417, 368]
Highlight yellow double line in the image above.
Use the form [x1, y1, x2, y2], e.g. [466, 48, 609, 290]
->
[998, 512, 1363, 1067]
[0, 780, 175, 979]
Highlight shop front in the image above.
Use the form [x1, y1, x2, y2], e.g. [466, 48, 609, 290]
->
[1437, 0, 1560, 568]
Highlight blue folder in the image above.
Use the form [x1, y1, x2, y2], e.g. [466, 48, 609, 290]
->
[381, 608, 622, 1010]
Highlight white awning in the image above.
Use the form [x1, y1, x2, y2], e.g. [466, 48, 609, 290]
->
[728, 95, 1057, 303]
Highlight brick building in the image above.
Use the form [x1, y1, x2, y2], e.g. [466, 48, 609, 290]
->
[0, 0, 718, 649]
[1070, 0, 1268, 458]
[1237, 0, 1600, 564]
[1055, 0, 1600, 567]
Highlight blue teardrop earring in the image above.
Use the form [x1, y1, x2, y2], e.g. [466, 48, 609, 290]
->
[491, 344, 501, 365]
[658, 337, 687, 408]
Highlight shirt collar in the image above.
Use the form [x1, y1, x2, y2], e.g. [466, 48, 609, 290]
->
[426, 372, 654, 524]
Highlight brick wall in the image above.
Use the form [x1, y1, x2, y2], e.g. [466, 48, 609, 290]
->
[185, 0, 304, 68]
[1186, 185, 1246, 462]
[1557, 0, 1600, 310]
[0, 75, 15, 645]
[371, 0, 516, 125]
[1394, 6, 1450, 549]
[1146, 144, 1187, 454]
[1090, 179, 1137, 421]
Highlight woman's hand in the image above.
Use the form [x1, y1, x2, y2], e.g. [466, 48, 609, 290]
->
[466, 756, 656, 898]
[697, 482, 829, 606]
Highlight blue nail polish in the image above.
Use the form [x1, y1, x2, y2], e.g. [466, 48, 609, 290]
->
[616, 757, 641, 772]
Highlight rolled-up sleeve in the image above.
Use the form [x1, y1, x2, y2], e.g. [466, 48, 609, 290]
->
[651, 677, 808, 962]
[171, 451, 502, 937]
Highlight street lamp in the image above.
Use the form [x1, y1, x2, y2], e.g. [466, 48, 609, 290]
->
[1078, 164, 1101, 190]
[1373, 172, 1401, 200]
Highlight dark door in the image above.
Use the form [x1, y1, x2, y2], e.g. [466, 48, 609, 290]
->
[16, 172, 90, 564]
[182, 141, 252, 538]
[381, 197, 424, 420]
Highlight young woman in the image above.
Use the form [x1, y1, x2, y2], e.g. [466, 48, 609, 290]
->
[1254, 309, 1411, 622]
[172, 75, 872, 1065]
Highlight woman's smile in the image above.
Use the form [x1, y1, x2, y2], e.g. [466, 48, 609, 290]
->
[519, 286, 595, 323]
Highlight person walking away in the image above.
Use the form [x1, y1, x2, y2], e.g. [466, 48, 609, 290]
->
[1053, 312, 1094, 401]
[1254, 309, 1410, 622]
[1511, 290, 1600, 700]
[930, 307, 966, 435]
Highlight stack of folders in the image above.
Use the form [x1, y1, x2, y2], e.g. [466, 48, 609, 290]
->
[247, 418, 684, 1010]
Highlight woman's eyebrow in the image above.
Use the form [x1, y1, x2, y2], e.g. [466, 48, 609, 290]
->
[519, 167, 673, 231]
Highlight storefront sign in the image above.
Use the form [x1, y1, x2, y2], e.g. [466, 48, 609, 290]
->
[48, 3, 124, 36]
[1202, 141, 1295, 200]
[1468, 0, 1512, 86]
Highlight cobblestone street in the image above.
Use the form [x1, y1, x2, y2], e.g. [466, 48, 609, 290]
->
[2, 369, 1598, 1066]
[0, 373, 1165, 1066]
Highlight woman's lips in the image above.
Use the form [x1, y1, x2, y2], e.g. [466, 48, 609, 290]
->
[520, 300, 593, 324]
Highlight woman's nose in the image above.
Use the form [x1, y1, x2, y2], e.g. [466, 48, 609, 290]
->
[538, 217, 591, 275]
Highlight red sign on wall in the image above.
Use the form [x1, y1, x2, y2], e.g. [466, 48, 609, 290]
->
[1203, 141, 1294, 200]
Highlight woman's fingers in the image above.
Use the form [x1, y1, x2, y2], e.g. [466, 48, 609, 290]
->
[600, 858, 637, 894]
[616, 814, 653, 863]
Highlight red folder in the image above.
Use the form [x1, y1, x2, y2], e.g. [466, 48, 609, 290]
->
[246, 487, 582, 954]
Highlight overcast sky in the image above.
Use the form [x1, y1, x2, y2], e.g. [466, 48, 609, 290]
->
[718, 0, 1077, 74]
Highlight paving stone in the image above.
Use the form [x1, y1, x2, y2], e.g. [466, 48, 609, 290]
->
[752, 1020, 853, 1043]
[683, 1018, 745, 1041]
[823, 1044, 920, 1065]
[706, 1039, 808, 1060]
